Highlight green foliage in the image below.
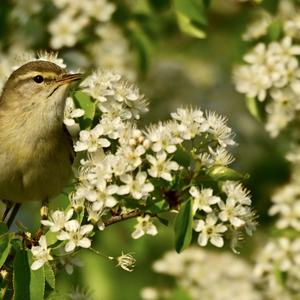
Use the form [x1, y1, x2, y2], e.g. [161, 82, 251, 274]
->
[245, 97, 265, 123]
[174, 199, 193, 253]
[73, 91, 96, 130]
[44, 263, 56, 290]
[207, 165, 246, 181]
[0, 224, 11, 268]
[128, 20, 153, 75]
[13, 251, 53, 300]
[28, 252, 45, 300]
[267, 18, 283, 41]
[169, 288, 192, 300]
[172, 0, 208, 38]
[13, 251, 31, 300]
[46, 291, 68, 300]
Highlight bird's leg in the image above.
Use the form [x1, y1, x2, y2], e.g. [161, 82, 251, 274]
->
[3, 202, 21, 228]
[35, 199, 49, 241]
[1, 200, 13, 222]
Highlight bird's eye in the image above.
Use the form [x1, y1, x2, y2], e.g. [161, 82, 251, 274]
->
[33, 75, 44, 83]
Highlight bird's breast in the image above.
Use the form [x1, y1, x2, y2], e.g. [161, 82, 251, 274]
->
[0, 128, 72, 203]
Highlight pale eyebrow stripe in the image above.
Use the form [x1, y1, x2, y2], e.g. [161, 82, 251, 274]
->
[16, 71, 58, 81]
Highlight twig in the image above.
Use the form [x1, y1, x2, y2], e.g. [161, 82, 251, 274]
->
[104, 210, 143, 227]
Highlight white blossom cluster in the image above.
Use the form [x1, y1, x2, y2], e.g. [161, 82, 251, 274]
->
[268, 146, 300, 231]
[91, 23, 136, 80]
[242, 1, 300, 42]
[234, 0, 300, 137]
[31, 210, 93, 270]
[141, 247, 262, 300]
[253, 145, 300, 299]
[191, 181, 255, 249]
[254, 237, 300, 299]
[31, 69, 256, 269]
[269, 176, 300, 231]
[49, 0, 116, 49]
[234, 36, 300, 137]
[7, 1, 135, 79]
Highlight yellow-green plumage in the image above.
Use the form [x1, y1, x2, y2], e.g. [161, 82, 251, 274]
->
[0, 61, 79, 203]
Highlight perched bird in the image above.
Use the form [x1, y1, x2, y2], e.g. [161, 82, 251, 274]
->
[0, 60, 81, 224]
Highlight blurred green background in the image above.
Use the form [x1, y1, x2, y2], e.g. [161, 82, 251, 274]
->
[0, 0, 292, 299]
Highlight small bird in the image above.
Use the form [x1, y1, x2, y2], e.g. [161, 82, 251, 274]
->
[0, 60, 81, 224]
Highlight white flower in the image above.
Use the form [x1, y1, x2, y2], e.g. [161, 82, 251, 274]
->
[82, 0, 116, 22]
[49, 12, 89, 49]
[265, 90, 296, 138]
[59, 255, 83, 275]
[41, 209, 74, 232]
[99, 115, 124, 139]
[193, 214, 227, 247]
[37, 51, 66, 69]
[269, 37, 300, 60]
[70, 190, 86, 212]
[64, 97, 85, 126]
[84, 181, 118, 211]
[152, 247, 261, 300]
[233, 64, 271, 101]
[57, 220, 93, 252]
[116, 252, 136, 272]
[218, 199, 246, 227]
[147, 151, 179, 181]
[132, 215, 158, 239]
[208, 147, 235, 166]
[170, 107, 209, 139]
[31, 235, 53, 270]
[189, 186, 220, 214]
[222, 181, 252, 206]
[118, 172, 154, 200]
[74, 124, 110, 152]
[285, 14, 300, 39]
[206, 112, 235, 146]
[146, 123, 177, 153]
[171, 107, 206, 124]
[269, 182, 300, 230]
[86, 204, 106, 230]
[242, 11, 272, 41]
[80, 70, 120, 103]
[116, 145, 145, 172]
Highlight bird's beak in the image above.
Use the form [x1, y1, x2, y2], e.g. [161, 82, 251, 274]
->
[56, 73, 82, 86]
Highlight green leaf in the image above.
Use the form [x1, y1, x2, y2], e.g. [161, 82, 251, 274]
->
[267, 18, 283, 41]
[169, 287, 191, 300]
[174, 199, 193, 253]
[13, 250, 30, 300]
[28, 251, 45, 300]
[202, 0, 211, 8]
[128, 20, 153, 74]
[207, 165, 245, 181]
[0, 222, 8, 235]
[173, 0, 207, 24]
[146, 199, 168, 214]
[46, 291, 68, 300]
[245, 97, 265, 122]
[44, 263, 55, 290]
[176, 14, 206, 38]
[173, 0, 207, 39]
[0, 233, 11, 268]
[73, 91, 96, 130]
[157, 216, 169, 226]
[45, 231, 58, 246]
[133, 0, 153, 15]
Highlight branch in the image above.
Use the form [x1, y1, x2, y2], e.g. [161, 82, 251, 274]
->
[104, 210, 143, 227]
